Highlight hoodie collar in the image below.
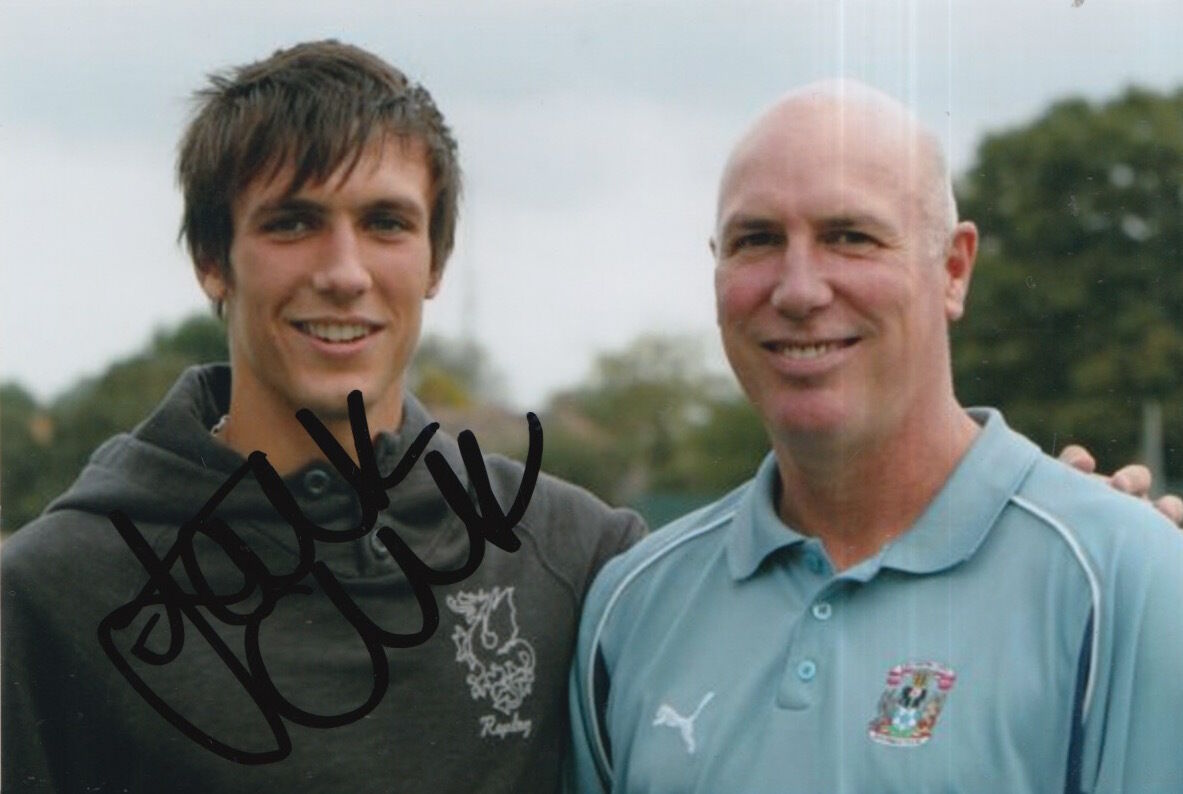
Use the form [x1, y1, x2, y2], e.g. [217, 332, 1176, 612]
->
[52, 364, 470, 573]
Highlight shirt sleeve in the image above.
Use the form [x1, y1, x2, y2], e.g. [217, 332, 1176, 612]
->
[1085, 527, 1183, 792]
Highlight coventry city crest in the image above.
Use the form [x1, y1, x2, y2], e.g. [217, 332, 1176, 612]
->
[868, 661, 956, 747]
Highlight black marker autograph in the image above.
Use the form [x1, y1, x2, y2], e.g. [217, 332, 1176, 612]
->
[96, 391, 542, 765]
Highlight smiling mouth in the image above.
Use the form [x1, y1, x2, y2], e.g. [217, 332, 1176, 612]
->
[293, 321, 379, 343]
[763, 338, 859, 359]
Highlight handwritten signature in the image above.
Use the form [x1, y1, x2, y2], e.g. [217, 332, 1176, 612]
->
[96, 391, 542, 765]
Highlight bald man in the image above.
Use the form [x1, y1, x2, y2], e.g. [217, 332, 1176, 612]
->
[568, 83, 1183, 793]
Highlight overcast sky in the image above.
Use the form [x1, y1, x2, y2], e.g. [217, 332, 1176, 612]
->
[2, 0, 1180, 410]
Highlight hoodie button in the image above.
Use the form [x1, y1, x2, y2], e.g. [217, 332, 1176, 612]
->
[369, 529, 390, 556]
[303, 469, 331, 497]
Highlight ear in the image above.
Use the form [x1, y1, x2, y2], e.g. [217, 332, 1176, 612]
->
[425, 269, 442, 300]
[709, 236, 718, 259]
[943, 221, 978, 322]
[196, 260, 230, 303]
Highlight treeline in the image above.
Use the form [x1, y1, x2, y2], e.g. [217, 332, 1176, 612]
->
[951, 85, 1183, 480]
[3, 85, 1181, 532]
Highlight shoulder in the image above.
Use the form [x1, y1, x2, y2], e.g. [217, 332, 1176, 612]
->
[958, 410, 1183, 596]
[1006, 452, 1183, 626]
[1013, 452, 1183, 569]
[2, 428, 186, 616]
[482, 452, 648, 595]
[2, 506, 151, 665]
[3, 505, 124, 579]
[484, 452, 645, 538]
[3, 432, 183, 582]
[581, 481, 747, 623]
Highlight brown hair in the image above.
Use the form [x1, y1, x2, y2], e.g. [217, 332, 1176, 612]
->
[178, 40, 461, 282]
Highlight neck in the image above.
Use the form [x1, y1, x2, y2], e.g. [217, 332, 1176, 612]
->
[216, 386, 403, 476]
[772, 399, 979, 571]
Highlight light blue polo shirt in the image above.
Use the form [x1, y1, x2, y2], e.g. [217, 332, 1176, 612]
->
[569, 409, 1183, 793]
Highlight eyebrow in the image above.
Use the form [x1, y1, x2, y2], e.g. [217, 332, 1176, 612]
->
[249, 196, 426, 224]
[817, 214, 895, 236]
[361, 198, 427, 223]
[250, 197, 322, 220]
[718, 215, 782, 238]
[717, 211, 900, 244]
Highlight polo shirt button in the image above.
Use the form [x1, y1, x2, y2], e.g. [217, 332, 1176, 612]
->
[303, 468, 331, 497]
[811, 602, 832, 621]
[803, 551, 824, 574]
[797, 660, 817, 681]
[370, 529, 390, 556]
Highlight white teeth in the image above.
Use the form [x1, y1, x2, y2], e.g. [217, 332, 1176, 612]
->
[777, 341, 844, 359]
[299, 322, 371, 343]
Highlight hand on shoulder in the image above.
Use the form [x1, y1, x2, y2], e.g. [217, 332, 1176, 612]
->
[1058, 444, 1183, 526]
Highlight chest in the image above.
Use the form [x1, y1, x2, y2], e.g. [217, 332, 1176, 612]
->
[89, 531, 577, 791]
[605, 568, 1087, 793]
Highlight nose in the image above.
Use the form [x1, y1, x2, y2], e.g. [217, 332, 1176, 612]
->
[311, 221, 372, 300]
[769, 239, 832, 319]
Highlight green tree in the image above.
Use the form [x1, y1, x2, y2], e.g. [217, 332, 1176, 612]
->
[953, 86, 1183, 480]
[0, 383, 61, 533]
[540, 334, 767, 511]
[409, 334, 506, 408]
[675, 396, 768, 494]
[151, 314, 229, 362]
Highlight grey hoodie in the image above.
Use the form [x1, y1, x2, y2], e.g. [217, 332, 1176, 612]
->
[2, 364, 644, 793]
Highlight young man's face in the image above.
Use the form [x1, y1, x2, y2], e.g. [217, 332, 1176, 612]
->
[201, 137, 439, 428]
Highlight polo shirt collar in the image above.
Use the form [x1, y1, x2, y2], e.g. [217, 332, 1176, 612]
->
[726, 408, 1041, 581]
[727, 453, 810, 580]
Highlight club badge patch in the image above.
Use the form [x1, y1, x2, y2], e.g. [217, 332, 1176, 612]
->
[868, 661, 956, 747]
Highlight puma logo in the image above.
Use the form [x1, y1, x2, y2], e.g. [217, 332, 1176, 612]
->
[652, 692, 715, 754]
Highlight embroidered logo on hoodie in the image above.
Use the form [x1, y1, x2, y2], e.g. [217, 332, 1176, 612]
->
[446, 587, 536, 739]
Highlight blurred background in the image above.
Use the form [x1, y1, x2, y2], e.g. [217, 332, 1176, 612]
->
[3, 0, 1181, 532]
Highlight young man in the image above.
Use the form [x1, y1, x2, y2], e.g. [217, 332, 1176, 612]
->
[570, 82, 1183, 792]
[2, 41, 643, 793]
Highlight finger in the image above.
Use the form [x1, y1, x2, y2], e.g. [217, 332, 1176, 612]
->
[1153, 494, 1183, 527]
[1108, 465, 1152, 497]
[1057, 444, 1096, 473]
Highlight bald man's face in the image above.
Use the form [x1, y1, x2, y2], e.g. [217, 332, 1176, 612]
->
[712, 99, 974, 447]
